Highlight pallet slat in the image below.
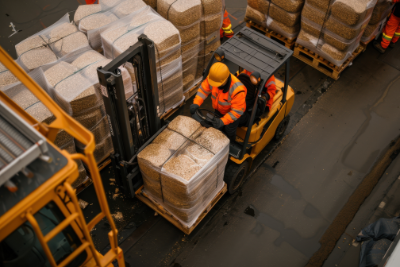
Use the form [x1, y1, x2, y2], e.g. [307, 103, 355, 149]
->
[245, 19, 296, 50]
[293, 44, 363, 80]
[135, 184, 227, 235]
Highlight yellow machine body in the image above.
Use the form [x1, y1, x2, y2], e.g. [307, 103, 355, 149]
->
[232, 79, 295, 166]
[0, 46, 125, 267]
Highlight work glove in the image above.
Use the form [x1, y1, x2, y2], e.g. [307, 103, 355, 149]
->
[212, 118, 224, 129]
[190, 104, 199, 115]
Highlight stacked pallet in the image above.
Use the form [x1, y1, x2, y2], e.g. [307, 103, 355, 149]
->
[196, 0, 224, 86]
[138, 116, 229, 228]
[245, 0, 304, 40]
[361, 0, 393, 44]
[100, 6, 184, 116]
[158, 0, 202, 93]
[14, 14, 89, 72]
[74, 0, 147, 50]
[297, 0, 378, 66]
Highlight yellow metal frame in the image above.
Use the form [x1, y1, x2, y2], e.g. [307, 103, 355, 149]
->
[0, 46, 125, 267]
[231, 80, 295, 166]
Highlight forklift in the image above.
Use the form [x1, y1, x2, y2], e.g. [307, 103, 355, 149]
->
[97, 26, 295, 197]
[0, 47, 125, 267]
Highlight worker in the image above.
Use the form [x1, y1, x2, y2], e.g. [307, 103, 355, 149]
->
[190, 62, 247, 141]
[220, 9, 234, 40]
[374, 0, 400, 53]
[242, 70, 277, 113]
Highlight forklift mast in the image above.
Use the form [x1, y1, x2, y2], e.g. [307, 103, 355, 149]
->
[97, 35, 163, 198]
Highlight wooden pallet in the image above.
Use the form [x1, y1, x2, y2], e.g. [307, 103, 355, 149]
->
[135, 183, 227, 235]
[245, 19, 296, 50]
[293, 44, 364, 80]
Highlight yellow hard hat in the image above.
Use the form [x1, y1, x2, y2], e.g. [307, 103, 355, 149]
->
[208, 62, 230, 87]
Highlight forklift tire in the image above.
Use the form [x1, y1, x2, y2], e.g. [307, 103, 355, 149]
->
[274, 115, 290, 140]
[224, 161, 249, 194]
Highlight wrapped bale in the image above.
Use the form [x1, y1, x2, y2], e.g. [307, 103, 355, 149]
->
[320, 43, 348, 61]
[202, 0, 223, 16]
[138, 144, 172, 200]
[248, 0, 270, 14]
[266, 16, 300, 39]
[245, 5, 267, 28]
[302, 2, 326, 26]
[269, 3, 301, 27]
[182, 57, 197, 91]
[25, 102, 55, 125]
[112, 0, 147, 18]
[200, 13, 223, 36]
[330, 0, 377, 26]
[167, 115, 201, 137]
[301, 18, 322, 36]
[325, 16, 366, 40]
[0, 70, 18, 88]
[74, 4, 102, 25]
[307, 0, 331, 12]
[369, 1, 392, 25]
[153, 128, 187, 150]
[157, 0, 201, 26]
[271, 0, 304, 13]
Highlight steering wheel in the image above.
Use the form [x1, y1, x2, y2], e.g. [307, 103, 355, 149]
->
[195, 108, 221, 128]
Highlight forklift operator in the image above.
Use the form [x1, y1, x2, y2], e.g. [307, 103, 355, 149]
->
[190, 62, 248, 141]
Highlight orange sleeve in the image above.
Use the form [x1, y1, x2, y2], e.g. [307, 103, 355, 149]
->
[221, 85, 247, 125]
[264, 76, 277, 108]
[193, 79, 211, 107]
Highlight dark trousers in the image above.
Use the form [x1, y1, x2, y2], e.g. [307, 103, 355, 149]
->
[215, 111, 249, 141]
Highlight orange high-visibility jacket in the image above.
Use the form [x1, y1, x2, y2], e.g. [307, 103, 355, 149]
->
[220, 10, 234, 38]
[241, 70, 276, 110]
[194, 74, 247, 125]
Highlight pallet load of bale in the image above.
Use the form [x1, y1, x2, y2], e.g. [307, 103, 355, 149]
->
[74, 0, 147, 50]
[0, 68, 89, 188]
[245, 0, 304, 40]
[297, 0, 378, 66]
[361, 0, 394, 43]
[40, 47, 133, 164]
[100, 6, 184, 116]
[196, 0, 224, 85]
[158, 0, 202, 92]
[14, 14, 89, 72]
[138, 116, 229, 228]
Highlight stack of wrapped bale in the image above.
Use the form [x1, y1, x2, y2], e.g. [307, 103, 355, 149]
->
[196, 0, 224, 83]
[297, 0, 378, 66]
[158, 0, 202, 92]
[15, 14, 89, 72]
[0, 68, 89, 188]
[362, 0, 394, 43]
[74, 0, 147, 50]
[244, 0, 304, 40]
[101, 6, 184, 116]
[138, 116, 229, 227]
[40, 48, 133, 163]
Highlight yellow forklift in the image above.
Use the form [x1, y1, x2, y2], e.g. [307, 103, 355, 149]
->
[98, 27, 295, 198]
[0, 47, 125, 267]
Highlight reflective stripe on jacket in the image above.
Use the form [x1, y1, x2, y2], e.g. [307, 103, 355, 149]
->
[194, 74, 247, 125]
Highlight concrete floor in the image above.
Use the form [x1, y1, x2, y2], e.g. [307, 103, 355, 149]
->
[2, 1, 400, 266]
